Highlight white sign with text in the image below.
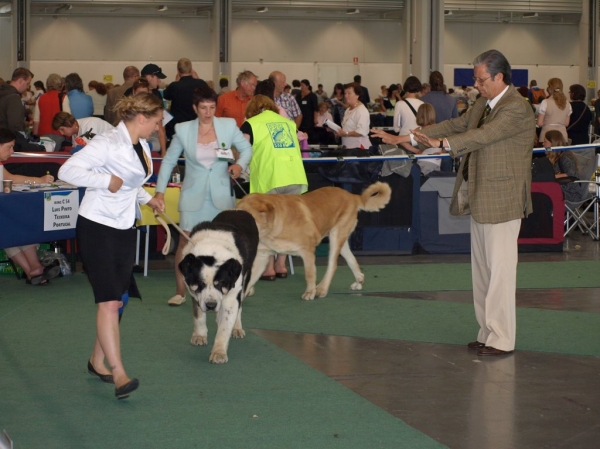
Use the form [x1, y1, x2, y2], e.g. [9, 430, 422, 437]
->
[44, 190, 79, 231]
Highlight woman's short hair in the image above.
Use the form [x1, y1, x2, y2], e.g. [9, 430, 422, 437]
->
[52, 112, 77, 130]
[343, 82, 363, 98]
[333, 83, 344, 95]
[245, 95, 279, 119]
[403, 76, 422, 94]
[569, 84, 586, 102]
[254, 79, 275, 100]
[114, 92, 164, 123]
[416, 103, 436, 127]
[192, 86, 218, 106]
[65, 73, 84, 92]
[0, 128, 16, 145]
[46, 73, 63, 91]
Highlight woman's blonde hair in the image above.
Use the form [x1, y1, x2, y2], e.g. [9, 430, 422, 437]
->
[114, 92, 163, 123]
[416, 103, 436, 127]
[245, 94, 279, 119]
[547, 78, 567, 110]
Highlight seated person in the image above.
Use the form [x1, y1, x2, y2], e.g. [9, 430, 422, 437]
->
[413, 103, 442, 176]
[4, 245, 60, 285]
[0, 129, 60, 284]
[51, 112, 113, 153]
[544, 130, 586, 202]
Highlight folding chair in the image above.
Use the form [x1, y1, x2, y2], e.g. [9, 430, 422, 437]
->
[564, 151, 600, 240]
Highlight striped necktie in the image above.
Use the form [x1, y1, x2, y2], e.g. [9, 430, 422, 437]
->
[463, 104, 492, 181]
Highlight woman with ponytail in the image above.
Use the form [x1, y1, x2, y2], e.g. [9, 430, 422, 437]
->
[537, 77, 572, 143]
[59, 93, 165, 400]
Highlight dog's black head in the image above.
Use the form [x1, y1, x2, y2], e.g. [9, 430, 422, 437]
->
[179, 254, 243, 312]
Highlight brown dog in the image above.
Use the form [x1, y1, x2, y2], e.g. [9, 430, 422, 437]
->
[236, 182, 392, 300]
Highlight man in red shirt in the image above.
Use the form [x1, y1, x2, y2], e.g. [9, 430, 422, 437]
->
[215, 70, 257, 127]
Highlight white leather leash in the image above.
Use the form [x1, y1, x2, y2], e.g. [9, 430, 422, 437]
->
[153, 210, 193, 256]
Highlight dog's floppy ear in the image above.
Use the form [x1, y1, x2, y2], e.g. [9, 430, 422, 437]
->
[214, 258, 242, 293]
[178, 253, 198, 279]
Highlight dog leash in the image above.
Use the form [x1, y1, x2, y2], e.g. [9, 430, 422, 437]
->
[153, 210, 193, 256]
[152, 176, 248, 255]
[231, 175, 248, 196]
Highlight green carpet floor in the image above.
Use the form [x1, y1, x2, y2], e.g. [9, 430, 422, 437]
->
[2, 260, 600, 447]
[0, 270, 445, 449]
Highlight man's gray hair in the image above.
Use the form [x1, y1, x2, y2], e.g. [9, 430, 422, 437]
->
[236, 70, 256, 86]
[473, 49, 511, 85]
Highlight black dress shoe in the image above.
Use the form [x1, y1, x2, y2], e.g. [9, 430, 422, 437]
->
[259, 275, 276, 281]
[467, 341, 486, 350]
[115, 378, 139, 399]
[87, 361, 114, 384]
[477, 346, 514, 356]
[275, 272, 288, 279]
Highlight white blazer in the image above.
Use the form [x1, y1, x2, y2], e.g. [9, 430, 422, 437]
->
[58, 122, 153, 229]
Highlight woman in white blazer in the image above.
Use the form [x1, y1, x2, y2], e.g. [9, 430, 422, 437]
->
[59, 93, 165, 400]
[154, 86, 252, 306]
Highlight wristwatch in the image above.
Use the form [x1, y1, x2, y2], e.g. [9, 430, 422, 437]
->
[439, 139, 444, 149]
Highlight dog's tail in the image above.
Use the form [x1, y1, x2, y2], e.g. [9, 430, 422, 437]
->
[358, 182, 392, 212]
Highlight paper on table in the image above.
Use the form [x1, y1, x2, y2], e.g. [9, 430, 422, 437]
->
[323, 118, 341, 133]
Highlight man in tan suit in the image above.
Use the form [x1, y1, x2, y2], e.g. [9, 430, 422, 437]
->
[104, 66, 140, 125]
[372, 49, 536, 356]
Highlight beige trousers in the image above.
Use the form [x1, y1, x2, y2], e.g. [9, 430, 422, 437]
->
[470, 217, 521, 351]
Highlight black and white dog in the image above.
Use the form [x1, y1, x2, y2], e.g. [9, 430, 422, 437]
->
[179, 210, 259, 364]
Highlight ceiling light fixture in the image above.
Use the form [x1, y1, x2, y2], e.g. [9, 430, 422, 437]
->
[346, 8, 359, 15]
[523, 12, 538, 18]
[257, 7, 268, 13]
[444, 10, 452, 16]
[157, 5, 168, 12]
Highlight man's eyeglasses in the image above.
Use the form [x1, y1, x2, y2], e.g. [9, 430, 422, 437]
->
[472, 75, 491, 85]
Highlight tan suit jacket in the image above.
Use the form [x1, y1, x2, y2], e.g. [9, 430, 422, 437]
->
[423, 85, 536, 224]
[104, 80, 135, 126]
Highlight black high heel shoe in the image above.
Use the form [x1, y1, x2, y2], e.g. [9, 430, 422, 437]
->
[87, 360, 114, 384]
[115, 378, 139, 400]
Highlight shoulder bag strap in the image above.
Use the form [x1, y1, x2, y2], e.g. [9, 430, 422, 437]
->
[404, 99, 418, 117]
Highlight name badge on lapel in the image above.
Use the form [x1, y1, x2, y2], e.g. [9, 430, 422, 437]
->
[216, 148, 235, 162]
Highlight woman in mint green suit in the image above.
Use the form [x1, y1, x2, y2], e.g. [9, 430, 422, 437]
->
[154, 86, 252, 306]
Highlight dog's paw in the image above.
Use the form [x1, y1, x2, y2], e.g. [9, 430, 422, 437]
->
[190, 335, 208, 346]
[350, 282, 363, 291]
[209, 350, 228, 364]
[232, 328, 246, 339]
[301, 289, 316, 300]
[315, 286, 329, 298]
[246, 286, 255, 297]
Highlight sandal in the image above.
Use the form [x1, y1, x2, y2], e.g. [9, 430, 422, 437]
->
[27, 264, 60, 285]
[26, 276, 50, 285]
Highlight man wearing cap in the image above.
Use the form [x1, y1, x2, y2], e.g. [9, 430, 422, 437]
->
[124, 63, 167, 153]
[124, 63, 166, 100]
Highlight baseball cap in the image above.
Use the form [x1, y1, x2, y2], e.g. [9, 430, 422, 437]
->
[141, 64, 166, 79]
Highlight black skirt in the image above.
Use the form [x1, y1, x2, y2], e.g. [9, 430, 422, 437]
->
[77, 215, 136, 303]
